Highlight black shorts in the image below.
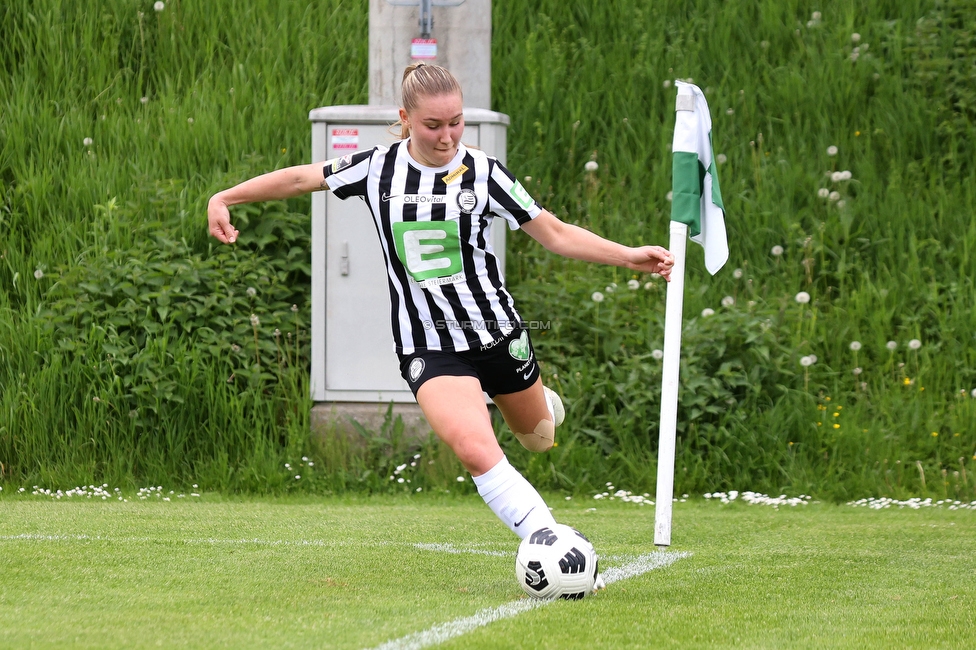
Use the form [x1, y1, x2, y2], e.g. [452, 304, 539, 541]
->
[398, 326, 541, 398]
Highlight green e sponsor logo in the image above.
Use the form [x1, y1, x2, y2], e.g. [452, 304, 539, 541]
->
[508, 180, 534, 210]
[392, 221, 463, 282]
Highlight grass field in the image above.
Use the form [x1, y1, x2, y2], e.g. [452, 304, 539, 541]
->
[2, 493, 974, 649]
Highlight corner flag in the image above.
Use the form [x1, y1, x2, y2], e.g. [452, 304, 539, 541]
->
[671, 81, 728, 275]
[655, 80, 728, 548]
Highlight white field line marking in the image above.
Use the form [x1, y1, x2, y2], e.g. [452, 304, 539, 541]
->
[367, 550, 691, 650]
[413, 542, 509, 557]
[0, 534, 508, 555]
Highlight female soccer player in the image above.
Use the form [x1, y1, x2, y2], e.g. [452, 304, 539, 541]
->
[208, 63, 673, 542]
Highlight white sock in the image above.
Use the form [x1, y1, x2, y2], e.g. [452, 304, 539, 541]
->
[472, 457, 558, 539]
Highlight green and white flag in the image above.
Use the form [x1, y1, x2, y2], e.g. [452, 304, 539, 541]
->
[671, 81, 728, 275]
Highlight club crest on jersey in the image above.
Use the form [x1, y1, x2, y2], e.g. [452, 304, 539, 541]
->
[456, 189, 477, 214]
[408, 358, 425, 382]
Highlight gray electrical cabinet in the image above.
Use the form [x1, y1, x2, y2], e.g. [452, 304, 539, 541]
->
[308, 105, 510, 403]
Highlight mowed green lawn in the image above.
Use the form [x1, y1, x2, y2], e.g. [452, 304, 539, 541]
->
[1, 493, 974, 649]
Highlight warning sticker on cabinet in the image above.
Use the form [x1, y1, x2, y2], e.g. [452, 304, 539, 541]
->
[331, 128, 359, 151]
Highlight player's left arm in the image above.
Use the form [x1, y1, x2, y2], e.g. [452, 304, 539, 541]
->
[520, 210, 674, 280]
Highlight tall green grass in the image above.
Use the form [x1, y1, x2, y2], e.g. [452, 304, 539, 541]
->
[1, 0, 974, 499]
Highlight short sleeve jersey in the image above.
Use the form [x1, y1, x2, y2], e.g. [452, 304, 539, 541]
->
[322, 140, 543, 355]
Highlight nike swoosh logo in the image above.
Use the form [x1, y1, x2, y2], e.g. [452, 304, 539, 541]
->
[513, 507, 536, 528]
[522, 371, 533, 380]
[381, 193, 397, 202]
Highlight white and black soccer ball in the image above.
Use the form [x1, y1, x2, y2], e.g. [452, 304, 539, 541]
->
[515, 524, 599, 600]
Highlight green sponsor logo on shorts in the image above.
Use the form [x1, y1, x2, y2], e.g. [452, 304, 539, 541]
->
[392, 221, 463, 282]
[508, 180, 534, 210]
[509, 330, 530, 361]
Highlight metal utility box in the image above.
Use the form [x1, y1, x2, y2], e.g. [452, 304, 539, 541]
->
[309, 105, 510, 403]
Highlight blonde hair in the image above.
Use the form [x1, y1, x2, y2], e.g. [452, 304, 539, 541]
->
[396, 63, 463, 139]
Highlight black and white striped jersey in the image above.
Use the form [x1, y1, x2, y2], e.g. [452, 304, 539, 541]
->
[322, 140, 542, 354]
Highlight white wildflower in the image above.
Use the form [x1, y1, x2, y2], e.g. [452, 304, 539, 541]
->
[584, 161, 599, 173]
[795, 291, 811, 304]
[908, 339, 921, 350]
[250, 314, 260, 327]
[591, 291, 604, 303]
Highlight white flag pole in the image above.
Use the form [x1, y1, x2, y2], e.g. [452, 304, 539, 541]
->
[654, 220, 688, 548]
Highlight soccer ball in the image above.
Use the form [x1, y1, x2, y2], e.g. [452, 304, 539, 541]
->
[515, 524, 599, 600]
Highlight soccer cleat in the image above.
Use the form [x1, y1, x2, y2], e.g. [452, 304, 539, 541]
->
[543, 386, 565, 427]
[592, 573, 606, 592]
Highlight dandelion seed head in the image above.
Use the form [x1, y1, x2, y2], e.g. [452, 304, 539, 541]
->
[850, 341, 862, 351]
[663, 79, 672, 89]
[644, 281, 654, 290]
[721, 296, 735, 307]
[456, 476, 465, 482]
[853, 367, 862, 375]
[140, 96, 149, 104]
[717, 153, 727, 164]
[795, 291, 811, 304]
[246, 287, 257, 297]
[908, 339, 921, 350]
[818, 188, 830, 199]
[584, 161, 599, 173]
[800, 356, 814, 367]
[851, 33, 861, 43]
[733, 268, 743, 279]
[627, 279, 640, 290]
[836, 200, 846, 209]
[187, 117, 194, 124]
[726, 108, 734, 116]
[840, 170, 852, 181]
[827, 145, 838, 156]
[651, 349, 664, 360]
[829, 191, 841, 202]
[771, 245, 784, 256]
[886, 341, 897, 351]
[591, 291, 604, 303]
[83, 137, 93, 147]
[605, 283, 616, 293]
[701, 308, 715, 318]
[34, 269, 44, 279]
[154, 1, 165, 11]
[811, 11, 822, 20]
